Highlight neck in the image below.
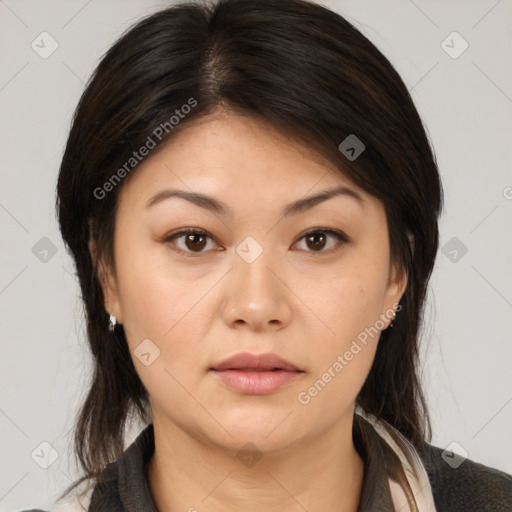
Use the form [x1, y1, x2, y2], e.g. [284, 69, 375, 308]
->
[148, 412, 364, 512]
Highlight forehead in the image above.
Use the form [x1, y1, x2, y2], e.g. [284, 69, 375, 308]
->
[118, 111, 367, 208]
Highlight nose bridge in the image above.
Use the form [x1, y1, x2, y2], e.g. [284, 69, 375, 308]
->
[234, 234, 279, 301]
[222, 234, 291, 328]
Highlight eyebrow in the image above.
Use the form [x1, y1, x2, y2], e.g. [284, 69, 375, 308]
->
[145, 185, 364, 217]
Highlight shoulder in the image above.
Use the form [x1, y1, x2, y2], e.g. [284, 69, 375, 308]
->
[417, 442, 512, 512]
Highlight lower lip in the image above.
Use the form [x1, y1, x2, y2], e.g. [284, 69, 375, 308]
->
[211, 369, 303, 395]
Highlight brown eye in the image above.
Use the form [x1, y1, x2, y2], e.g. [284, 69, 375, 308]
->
[295, 229, 348, 254]
[165, 227, 348, 257]
[165, 229, 218, 255]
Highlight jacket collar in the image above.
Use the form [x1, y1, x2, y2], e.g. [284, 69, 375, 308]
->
[89, 415, 398, 511]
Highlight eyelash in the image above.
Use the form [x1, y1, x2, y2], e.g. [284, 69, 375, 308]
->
[163, 227, 349, 257]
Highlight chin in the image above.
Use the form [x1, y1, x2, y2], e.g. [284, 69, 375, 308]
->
[209, 408, 303, 451]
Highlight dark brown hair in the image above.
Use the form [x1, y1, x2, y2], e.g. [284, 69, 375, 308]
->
[56, 0, 442, 499]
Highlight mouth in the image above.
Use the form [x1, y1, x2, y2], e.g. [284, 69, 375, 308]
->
[222, 368, 283, 372]
[211, 352, 301, 372]
[210, 352, 304, 395]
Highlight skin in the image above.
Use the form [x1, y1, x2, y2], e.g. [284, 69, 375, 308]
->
[98, 109, 406, 512]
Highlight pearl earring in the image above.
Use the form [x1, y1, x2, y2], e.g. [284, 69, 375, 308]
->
[109, 314, 117, 332]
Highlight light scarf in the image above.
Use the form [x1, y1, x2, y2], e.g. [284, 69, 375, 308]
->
[356, 408, 437, 511]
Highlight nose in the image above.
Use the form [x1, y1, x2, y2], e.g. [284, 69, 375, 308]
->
[221, 244, 293, 332]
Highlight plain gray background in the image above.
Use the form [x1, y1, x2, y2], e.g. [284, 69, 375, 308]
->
[1, 0, 511, 510]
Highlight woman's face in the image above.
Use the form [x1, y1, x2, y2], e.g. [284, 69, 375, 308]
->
[100, 110, 405, 453]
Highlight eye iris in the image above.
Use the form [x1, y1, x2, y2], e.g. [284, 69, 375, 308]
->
[306, 232, 327, 251]
[185, 233, 207, 251]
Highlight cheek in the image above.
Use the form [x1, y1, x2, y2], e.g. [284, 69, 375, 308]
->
[114, 255, 210, 409]
[113, 241, 220, 392]
[294, 270, 385, 418]
[119, 269, 200, 350]
[302, 256, 389, 338]
[112, 226, 195, 339]
[294, 250, 390, 395]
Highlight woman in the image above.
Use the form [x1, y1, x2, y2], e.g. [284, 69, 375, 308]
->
[23, 0, 512, 510]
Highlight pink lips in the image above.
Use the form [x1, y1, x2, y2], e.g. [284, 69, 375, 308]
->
[210, 352, 304, 395]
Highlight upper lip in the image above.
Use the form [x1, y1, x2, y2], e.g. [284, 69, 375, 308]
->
[211, 352, 301, 372]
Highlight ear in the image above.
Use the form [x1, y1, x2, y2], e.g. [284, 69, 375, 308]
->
[382, 258, 408, 327]
[382, 231, 414, 324]
[88, 227, 123, 324]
